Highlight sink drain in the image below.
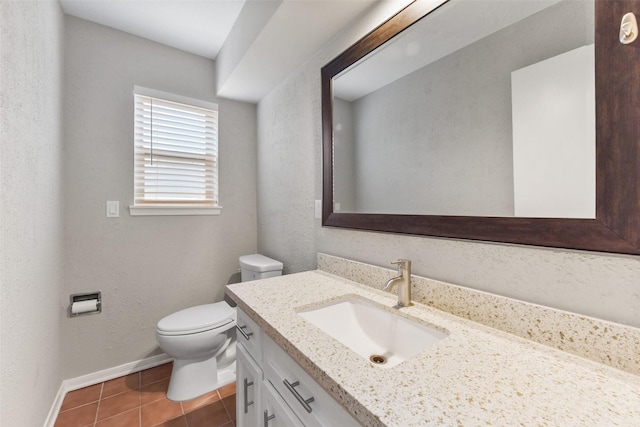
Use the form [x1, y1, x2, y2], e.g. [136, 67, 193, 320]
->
[369, 354, 387, 365]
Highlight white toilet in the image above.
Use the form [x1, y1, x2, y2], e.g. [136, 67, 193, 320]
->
[156, 254, 283, 401]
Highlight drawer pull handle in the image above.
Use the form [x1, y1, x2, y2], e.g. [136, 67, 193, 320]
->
[283, 379, 314, 413]
[263, 410, 275, 426]
[237, 324, 253, 340]
[243, 377, 254, 414]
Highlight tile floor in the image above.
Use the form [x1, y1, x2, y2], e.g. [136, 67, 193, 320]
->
[54, 362, 236, 427]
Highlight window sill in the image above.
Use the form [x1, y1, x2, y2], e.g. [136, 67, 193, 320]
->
[128, 205, 222, 216]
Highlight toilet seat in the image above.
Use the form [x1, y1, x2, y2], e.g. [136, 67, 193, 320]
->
[157, 302, 235, 336]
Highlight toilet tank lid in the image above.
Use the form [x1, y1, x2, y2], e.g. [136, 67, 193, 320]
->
[157, 302, 235, 335]
[239, 254, 283, 272]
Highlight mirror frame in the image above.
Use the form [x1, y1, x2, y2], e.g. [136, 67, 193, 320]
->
[322, 0, 640, 255]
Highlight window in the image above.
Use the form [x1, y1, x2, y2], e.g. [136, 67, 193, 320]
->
[130, 87, 220, 216]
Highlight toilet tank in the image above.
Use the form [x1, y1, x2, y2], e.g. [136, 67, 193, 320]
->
[239, 254, 284, 282]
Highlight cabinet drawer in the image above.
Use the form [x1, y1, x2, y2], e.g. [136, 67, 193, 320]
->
[263, 335, 360, 427]
[262, 380, 304, 427]
[237, 308, 263, 363]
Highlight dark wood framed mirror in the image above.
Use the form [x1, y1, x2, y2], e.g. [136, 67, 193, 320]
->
[321, 0, 640, 255]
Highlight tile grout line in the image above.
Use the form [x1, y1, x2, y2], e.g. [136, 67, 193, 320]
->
[180, 400, 188, 427]
[93, 382, 104, 427]
[138, 371, 142, 427]
[219, 390, 234, 425]
[183, 401, 191, 427]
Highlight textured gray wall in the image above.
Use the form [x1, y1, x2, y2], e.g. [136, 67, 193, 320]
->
[257, 2, 640, 327]
[256, 65, 318, 274]
[0, 1, 65, 425]
[62, 16, 258, 378]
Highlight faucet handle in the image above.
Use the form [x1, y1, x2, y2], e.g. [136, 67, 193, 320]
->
[391, 259, 411, 273]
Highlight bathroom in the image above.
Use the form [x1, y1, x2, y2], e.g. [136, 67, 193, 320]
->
[2, 0, 639, 426]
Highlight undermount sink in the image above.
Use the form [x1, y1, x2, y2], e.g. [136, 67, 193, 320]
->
[298, 296, 447, 368]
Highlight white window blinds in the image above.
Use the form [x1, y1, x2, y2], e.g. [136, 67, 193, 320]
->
[133, 87, 218, 208]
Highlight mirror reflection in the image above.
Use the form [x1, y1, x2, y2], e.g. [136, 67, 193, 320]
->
[332, 0, 595, 218]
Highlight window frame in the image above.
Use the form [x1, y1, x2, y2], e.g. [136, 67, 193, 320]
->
[129, 86, 221, 216]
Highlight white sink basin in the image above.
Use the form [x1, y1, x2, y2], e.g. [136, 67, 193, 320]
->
[298, 296, 447, 368]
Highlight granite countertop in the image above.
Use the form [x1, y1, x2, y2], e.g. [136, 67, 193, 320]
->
[226, 270, 640, 427]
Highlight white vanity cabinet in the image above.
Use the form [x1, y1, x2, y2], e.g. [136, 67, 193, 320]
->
[236, 309, 264, 426]
[237, 307, 262, 362]
[262, 380, 305, 427]
[262, 336, 360, 427]
[235, 308, 360, 427]
[237, 344, 262, 427]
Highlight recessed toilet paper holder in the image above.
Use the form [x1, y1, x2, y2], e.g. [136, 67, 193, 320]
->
[70, 291, 102, 317]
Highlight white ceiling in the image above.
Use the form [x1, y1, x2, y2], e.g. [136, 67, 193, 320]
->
[60, 0, 247, 59]
[59, 0, 383, 102]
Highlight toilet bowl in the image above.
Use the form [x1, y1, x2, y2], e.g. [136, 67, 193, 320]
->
[156, 302, 236, 401]
[156, 254, 283, 402]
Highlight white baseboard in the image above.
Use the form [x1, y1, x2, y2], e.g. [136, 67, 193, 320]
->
[63, 353, 172, 392]
[43, 353, 172, 427]
[43, 382, 67, 427]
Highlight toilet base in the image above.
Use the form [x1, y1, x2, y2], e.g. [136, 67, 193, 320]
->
[166, 357, 236, 402]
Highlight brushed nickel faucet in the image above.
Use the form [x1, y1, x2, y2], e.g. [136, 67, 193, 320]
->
[383, 259, 413, 307]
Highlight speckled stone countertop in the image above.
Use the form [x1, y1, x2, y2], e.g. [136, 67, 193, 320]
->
[226, 271, 640, 426]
